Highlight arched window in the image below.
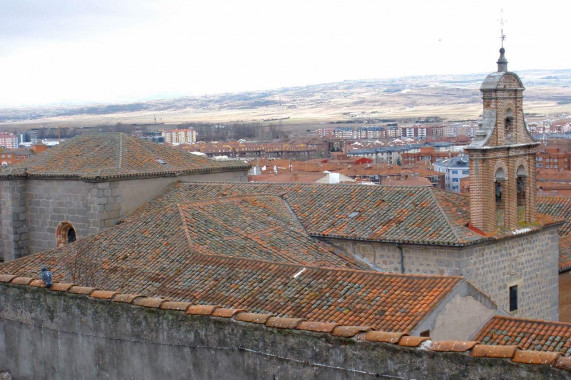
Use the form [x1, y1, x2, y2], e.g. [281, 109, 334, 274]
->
[505, 108, 514, 142]
[516, 166, 527, 222]
[495, 168, 506, 227]
[56, 221, 77, 247]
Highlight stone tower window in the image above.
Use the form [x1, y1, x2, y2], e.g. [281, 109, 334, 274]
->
[516, 166, 527, 223]
[56, 221, 77, 247]
[505, 108, 514, 143]
[495, 168, 506, 227]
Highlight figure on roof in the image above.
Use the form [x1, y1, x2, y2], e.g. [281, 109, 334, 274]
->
[41, 267, 52, 288]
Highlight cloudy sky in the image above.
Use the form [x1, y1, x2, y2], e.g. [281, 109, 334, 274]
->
[0, 0, 569, 107]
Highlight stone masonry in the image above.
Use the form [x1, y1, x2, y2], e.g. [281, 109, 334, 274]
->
[0, 170, 247, 260]
[324, 225, 560, 321]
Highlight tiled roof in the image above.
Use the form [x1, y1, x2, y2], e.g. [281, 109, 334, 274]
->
[474, 315, 571, 355]
[132, 182, 494, 246]
[2, 278, 569, 374]
[0, 133, 249, 180]
[0, 197, 465, 332]
[537, 197, 571, 271]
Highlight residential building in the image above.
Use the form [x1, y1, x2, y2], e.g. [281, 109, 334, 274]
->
[162, 128, 197, 145]
[0, 132, 18, 149]
[433, 154, 470, 192]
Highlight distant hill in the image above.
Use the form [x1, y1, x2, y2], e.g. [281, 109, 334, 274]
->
[1, 69, 570, 127]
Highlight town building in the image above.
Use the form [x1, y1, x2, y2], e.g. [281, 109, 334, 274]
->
[162, 128, 197, 145]
[0, 132, 18, 149]
[433, 154, 470, 192]
[0, 148, 35, 166]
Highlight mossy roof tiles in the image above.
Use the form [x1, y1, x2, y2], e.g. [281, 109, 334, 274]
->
[537, 197, 571, 272]
[474, 316, 571, 356]
[0, 132, 249, 180]
[0, 194, 464, 333]
[131, 182, 494, 246]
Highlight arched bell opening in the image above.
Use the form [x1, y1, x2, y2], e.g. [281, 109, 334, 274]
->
[495, 168, 506, 228]
[505, 108, 514, 143]
[516, 166, 527, 223]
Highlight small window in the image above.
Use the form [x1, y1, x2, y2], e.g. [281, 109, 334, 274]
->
[509, 285, 518, 312]
[420, 330, 430, 337]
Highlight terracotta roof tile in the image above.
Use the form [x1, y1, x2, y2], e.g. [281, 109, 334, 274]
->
[296, 321, 339, 333]
[186, 305, 218, 315]
[332, 326, 372, 338]
[11, 277, 33, 285]
[398, 336, 430, 347]
[133, 182, 493, 246]
[362, 331, 407, 344]
[471, 345, 519, 358]
[211, 308, 246, 318]
[29, 279, 45, 288]
[159, 301, 193, 311]
[132, 297, 166, 308]
[235, 312, 274, 324]
[512, 350, 562, 365]
[0, 132, 249, 180]
[554, 355, 571, 371]
[474, 315, 571, 355]
[90, 290, 117, 299]
[537, 197, 571, 271]
[50, 283, 75, 292]
[431, 341, 478, 352]
[113, 294, 144, 303]
[265, 317, 305, 329]
[69, 286, 97, 295]
[0, 274, 16, 283]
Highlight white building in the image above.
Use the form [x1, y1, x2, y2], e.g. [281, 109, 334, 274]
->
[433, 154, 469, 193]
[162, 128, 197, 145]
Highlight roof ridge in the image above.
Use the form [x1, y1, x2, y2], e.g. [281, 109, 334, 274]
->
[428, 187, 466, 244]
[178, 250, 465, 280]
[118, 132, 123, 169]
[490, 314, 571, 327]
[181, 200, 310, 261]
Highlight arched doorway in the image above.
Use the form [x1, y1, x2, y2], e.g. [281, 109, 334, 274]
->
[56, 221, 77, 247]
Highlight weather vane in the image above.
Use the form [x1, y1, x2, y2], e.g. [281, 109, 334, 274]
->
[498, 9, 507, 48]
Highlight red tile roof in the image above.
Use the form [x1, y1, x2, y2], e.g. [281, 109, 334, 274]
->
[0, 196, 467, 333]
[537, 197, 571, 271]
[474, 315, 571, 355]
[3, 275, 569, 372]
[0, 133, 249, 180]
[131, 182, 499, 246]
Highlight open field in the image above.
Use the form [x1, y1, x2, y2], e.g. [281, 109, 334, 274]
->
[2, 70, 571, 135]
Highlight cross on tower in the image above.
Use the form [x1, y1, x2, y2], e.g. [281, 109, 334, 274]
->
[498, 9, 507, 48]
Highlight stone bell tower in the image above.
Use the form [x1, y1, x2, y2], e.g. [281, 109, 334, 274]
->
[465, 47, 539, 233]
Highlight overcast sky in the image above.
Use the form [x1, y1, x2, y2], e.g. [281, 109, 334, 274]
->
[0, 0, 569, 107]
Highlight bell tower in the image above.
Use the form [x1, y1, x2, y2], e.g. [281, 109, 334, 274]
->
[466, 46, 539, 233]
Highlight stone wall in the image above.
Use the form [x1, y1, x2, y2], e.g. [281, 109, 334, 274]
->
[0, 283, 567, 380]
[0, 180, 28, 261]
[26, 180, 96, 254]
[1, 169, 248, 259]
[324, 226, 560, 320]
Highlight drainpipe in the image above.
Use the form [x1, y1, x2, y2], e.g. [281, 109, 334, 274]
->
[396, 244, 405, 274]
